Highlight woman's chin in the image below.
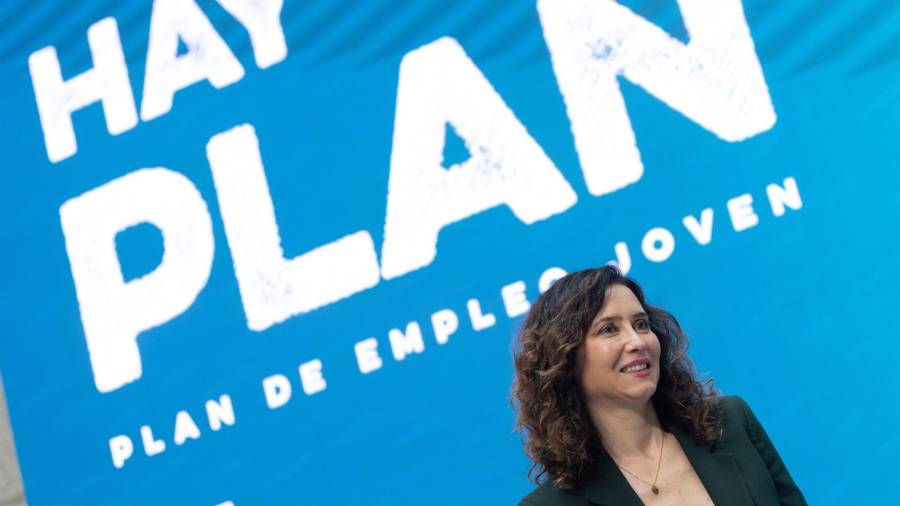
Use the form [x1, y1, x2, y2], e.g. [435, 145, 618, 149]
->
[633, 384, 657, 402]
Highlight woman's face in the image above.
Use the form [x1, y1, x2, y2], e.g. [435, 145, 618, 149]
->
[577, 284, 661, 407]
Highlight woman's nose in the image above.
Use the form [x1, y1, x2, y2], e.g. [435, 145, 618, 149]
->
[623, 327, 646, 350]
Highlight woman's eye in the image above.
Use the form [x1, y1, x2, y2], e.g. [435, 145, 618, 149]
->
[598, 325, 615, 334]
[635, 320, 649, 330]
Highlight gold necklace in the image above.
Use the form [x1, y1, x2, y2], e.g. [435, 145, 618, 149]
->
[615, 431, 665, 495]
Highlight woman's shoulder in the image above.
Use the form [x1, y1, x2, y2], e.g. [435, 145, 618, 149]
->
[716, 394, 746, 415]
[714, 394, 762, 441]
[716, 395, 754, 422]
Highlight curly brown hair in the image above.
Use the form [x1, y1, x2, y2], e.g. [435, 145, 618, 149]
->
[511, 265, 721, 490]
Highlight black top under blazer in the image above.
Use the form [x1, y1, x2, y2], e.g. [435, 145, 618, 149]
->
[519, 396, 807, 505]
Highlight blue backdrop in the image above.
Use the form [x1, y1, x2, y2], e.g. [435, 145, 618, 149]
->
[1, 0, 899, 504]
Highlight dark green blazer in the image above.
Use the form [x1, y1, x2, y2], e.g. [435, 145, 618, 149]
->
[519, 396, 807, 505]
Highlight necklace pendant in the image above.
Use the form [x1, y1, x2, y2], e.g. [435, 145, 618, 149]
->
[651, 485, 659, 495]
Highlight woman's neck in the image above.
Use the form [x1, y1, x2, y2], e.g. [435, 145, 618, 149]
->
[589, 399, 664, 461]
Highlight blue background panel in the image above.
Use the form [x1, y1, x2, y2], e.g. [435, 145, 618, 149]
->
[1, 0, 899, 504]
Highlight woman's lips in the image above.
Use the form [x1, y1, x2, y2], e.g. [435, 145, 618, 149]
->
[620, 362, 651, 377]
[623, 368, 651, 378]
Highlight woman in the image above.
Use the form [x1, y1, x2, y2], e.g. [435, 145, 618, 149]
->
[512, 266, 806, 505]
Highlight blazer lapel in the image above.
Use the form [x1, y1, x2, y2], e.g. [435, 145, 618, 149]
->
[671, 425, 755, 506]
[584, 451, 645, 506]
[584, 426, 755, 506]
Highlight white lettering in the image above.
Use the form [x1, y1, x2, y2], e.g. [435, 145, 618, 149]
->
[388, 322, 425, 361]
[59, 168, 214, 393]
[466, 298, 496, 331]
[727, 193, 758, 231]
[612, 241, 632, 274]
[501, 280, 530, 317]
[141, 0, 245, 121]
[298, 359, 327, 395]
[354, 338, 383, 374]
[380, 37, 577, 279]
[766, 176, 802, 217]
[109, 434, 134, 469]
[140, 425, 166, 456]
[682, 208, 714, 245]
[262, 374, 292, 409]
[173, 410, 201, 445]
[430, 308, 459, 345]
[538, 266, 567, 293]
[215, 0, 287, 68]
[641, 227, 675, 262]
[28, 17, 137, 162]
[538, 0, 775, 195]
[205, 394, 235, 431]
[207, 124, 380, 331]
